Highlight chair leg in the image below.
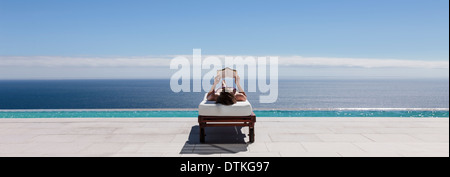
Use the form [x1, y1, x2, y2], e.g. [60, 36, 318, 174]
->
[199, 124, 205, 143]
[249, 127, 255, 143]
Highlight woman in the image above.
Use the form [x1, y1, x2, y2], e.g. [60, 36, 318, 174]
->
[207, 75, 247, 105]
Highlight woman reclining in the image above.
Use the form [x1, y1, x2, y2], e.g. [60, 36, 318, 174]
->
[207, 75, 247, 105]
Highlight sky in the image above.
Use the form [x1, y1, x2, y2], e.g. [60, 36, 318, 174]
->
[0, 0, 448, 79]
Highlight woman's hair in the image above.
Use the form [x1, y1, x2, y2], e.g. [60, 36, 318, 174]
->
[216, 91, 237, 105]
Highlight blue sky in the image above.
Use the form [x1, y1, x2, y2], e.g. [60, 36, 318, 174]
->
[0, 0, 448, 79]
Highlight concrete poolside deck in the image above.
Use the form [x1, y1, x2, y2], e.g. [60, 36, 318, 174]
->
[0, 117, 448, 157]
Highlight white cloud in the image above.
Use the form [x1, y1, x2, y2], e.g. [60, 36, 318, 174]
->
[0, 55, 448, 69]
[0, 56, 172, 67]
[0, 55, 448, 79]
[278, 56, 449, 69]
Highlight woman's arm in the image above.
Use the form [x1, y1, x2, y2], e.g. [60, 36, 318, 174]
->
[235, 75, 247, 101]
[207, 75, 221, 101]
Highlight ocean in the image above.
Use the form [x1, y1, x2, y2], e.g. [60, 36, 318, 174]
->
[0, 79, 448, 109]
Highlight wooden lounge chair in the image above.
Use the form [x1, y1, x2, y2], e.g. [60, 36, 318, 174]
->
[198, 93, 256, 143]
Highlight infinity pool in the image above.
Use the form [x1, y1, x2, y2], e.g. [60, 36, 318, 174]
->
[0, 109, 448, 118]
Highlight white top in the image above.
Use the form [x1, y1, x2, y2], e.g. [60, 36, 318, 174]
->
[198, 93, 253, 116]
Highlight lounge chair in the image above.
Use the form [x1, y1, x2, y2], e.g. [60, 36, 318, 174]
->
[198, 93, 256, 143]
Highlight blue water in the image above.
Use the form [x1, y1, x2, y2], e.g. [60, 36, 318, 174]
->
[0, 79, 448, 109]
[0, 110, 448, 118]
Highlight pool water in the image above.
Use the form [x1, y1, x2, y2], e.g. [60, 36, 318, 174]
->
[0, 110, 448, 118]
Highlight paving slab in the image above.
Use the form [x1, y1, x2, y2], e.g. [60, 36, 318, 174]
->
[0, 117, 447, 157]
